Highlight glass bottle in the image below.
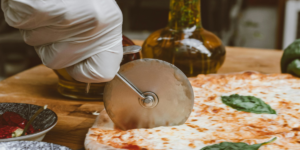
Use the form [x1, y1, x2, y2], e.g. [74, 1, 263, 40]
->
[54, 36, 140, 101]
[141, 0, 226, 77]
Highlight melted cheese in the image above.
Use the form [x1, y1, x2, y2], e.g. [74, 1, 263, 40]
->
[87, 72, 300, 150]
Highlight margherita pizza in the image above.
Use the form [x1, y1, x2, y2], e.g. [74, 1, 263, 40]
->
[85, 72, 300, 150]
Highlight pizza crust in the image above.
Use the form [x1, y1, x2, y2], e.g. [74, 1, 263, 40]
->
[85, 72, 300, 150]
[85, 110, 123, 150]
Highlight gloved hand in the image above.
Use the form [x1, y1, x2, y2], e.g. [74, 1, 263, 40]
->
[1, 0, 123, 83]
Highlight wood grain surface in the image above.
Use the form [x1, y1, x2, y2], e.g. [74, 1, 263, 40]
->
[0, 40, 283, 149]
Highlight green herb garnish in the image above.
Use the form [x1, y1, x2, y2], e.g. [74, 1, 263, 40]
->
[21, 105, 48, 136]
[201, 137, 277, 150]
[169, 0, 201, 29]
[221, 94, 276, 114]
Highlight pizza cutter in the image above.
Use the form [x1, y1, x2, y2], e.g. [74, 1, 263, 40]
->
[100, 48, 194, 130]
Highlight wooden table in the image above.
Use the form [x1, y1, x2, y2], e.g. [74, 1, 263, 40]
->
[0, 40, 283, 149]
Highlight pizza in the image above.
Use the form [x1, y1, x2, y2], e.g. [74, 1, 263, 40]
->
[85, 72, 300, 150]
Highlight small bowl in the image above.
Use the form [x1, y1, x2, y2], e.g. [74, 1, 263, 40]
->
[0, 103, 58, 142]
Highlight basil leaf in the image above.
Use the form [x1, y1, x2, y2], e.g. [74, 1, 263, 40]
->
[201, 137, 277, 150]
[221, 94, 276, 114]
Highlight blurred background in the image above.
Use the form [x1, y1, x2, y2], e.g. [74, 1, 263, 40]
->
[0, 0, 297, 81]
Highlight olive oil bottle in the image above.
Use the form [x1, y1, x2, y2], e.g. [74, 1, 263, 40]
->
[142, 0, 226, 77]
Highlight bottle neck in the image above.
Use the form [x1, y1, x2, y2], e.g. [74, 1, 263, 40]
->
[168, 0, 202, 31]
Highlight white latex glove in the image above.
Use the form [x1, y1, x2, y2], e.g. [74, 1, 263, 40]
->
[1, 0, 123, 83]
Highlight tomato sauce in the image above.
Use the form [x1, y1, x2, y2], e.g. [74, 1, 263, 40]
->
[121, 144, 142, 150]
[0, 112, 37, 139]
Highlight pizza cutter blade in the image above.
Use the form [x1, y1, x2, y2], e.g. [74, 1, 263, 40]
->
[103, 59, 194, 130]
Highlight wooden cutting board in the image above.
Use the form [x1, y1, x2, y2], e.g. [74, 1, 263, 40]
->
[0, 40, 283, 149]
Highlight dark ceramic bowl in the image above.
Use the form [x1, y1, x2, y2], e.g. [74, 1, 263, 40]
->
[0, 103, 58, 142]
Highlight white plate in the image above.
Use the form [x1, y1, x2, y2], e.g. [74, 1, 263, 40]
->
[0, 141, 71, 150]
